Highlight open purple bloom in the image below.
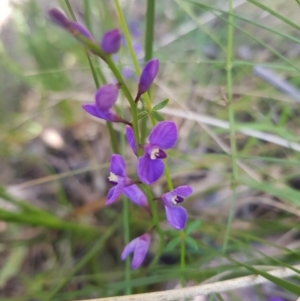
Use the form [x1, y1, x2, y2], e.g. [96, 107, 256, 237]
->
[48, 8, 93, 40]
[101, 29, 122, 54]
[106, 154, 147, 207]
[135, 121, 177, 184]
[137, 59, 159, 97]
[82, 84, 132, 126]
[121, 233, 151, 269]
[161, 185, 192, 230]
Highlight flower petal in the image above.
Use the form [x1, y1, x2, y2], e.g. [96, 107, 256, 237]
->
[131, 233, 151, 269]
[95, 84, 119, 111]
[110, 154, 126, 177]
[165, 205, 187, 230]
[106, 183, 124, 205]
[137, 155, 164, 185]
[48, 8, 70, 28]
[148, 121, 177, 149]
[82, 104, 121, 123]
[69, 21, 93, 40]
[173, 185, 193, 198]
[121, 233, 151, 270]
[82, 104, 108, 119]
[123, 184, 148, 207]
[125, 125, 137, 155]
[121, 237, 137, 261]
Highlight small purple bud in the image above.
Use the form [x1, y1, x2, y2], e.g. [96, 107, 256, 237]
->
[138, 59, 159, 95]
[101, 29, 122, 54]
[95, 84, 119, 111]
[48, 8, 70, 28]
[121, 233, 151, 269]
[48, 8, 93, 41]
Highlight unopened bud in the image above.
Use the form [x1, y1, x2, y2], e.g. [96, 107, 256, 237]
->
[138, 59, 159, 95]
[101, 29, 122, 54]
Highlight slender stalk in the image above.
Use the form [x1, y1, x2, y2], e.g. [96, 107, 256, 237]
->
[222, 0, 238, 253]
[83, 0, 92, 32]
[180, 230, 186, 286]
[145, 0, 155, 62]
[64, 0, 76, 20]
[118, 65, 131, 294]
[113, 0, 155, 125]
[142, 0, 156, 141]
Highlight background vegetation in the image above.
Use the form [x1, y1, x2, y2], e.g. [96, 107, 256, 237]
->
[1, 0, 300, 300]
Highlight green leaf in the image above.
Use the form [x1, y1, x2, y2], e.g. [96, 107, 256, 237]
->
[165, 237, 180, 252]
[137, 111, 148, 121]
[186, 237, 199, 251]
[151, 111, 165, 121]
[153, 99, 169, 111]
[186, 219, 202, 235]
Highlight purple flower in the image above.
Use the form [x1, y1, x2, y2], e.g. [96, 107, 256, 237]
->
[106, 154, 148, 207]
[48, 8, 93, 40]
[121, 233, 151, 269]
[125, 125, 137, 155]
[101, 29, 122, 54]
[135, 59, 159, 102]
[82, 84, 132, 126]
[131, 121, 177, 184]
[161, 185, 192, 230]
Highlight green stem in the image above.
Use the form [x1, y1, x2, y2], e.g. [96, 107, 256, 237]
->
[83, 0, 92, 32]
[180, 231, 186, 286]
[145, 0, 155, 62]
[222, 0, 238, 253]
[141, 0, 156, 142]
[64, 0, 76, 20]
[113, 0, 156, 125]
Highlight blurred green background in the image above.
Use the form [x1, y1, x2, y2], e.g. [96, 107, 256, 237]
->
[1, 0, 300, 300]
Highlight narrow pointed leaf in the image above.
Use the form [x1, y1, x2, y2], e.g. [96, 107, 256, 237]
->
[151, 111, 165, 122]
[153, 99, 169, 111]
[165, 237, 180, 252]
[186, 219, 202, 235]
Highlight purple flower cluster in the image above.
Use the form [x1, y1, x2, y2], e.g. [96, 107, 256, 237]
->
[48, 9, 193, 270]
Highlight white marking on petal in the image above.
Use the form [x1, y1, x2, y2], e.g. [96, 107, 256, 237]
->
[108, 172, 118, 183]
[171, 195, 178, 205]
[150, 147, 159, 160]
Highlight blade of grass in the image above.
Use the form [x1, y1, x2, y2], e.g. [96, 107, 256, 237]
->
[247, 0, 300, 31]
[222, 0, 238, 254]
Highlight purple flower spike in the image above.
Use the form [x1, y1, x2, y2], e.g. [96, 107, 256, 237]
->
[48, 8, 93, 41]
[121, 233, 151, 269]
[135, 121, 177, 184]
[135, 59, 159, 102]
[101, 29, 122, 54]
[82, 85, 132, 126]
[161, 185, 192, 230]
[106, 154, 148, 207]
